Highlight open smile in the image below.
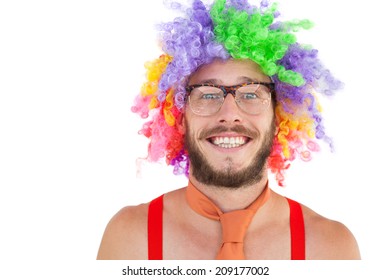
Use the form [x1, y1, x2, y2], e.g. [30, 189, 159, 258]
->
[207, 136, 251, 149]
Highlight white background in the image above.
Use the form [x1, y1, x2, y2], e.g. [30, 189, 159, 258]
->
[0, 0, 389, 278]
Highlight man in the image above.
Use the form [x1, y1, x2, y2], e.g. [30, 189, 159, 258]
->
[97, 0, 360, 260]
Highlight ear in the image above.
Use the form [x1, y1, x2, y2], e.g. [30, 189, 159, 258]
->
[273, 113, 279, 137]
[177, 113, 186, 134]
[274, 123, 279, 137]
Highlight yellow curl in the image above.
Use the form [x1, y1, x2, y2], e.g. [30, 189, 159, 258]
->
[141, 81, 158, 97]
[277, 124, 290, 158]
[276, 101, 319, 160]
[163, 88, 175, 126]
[297, 115, 315, 138]
[276, 106, 291, 158]
[165, 88, 174, 110]
[163, 109, 175, 127]
[140, 54, 173, 109]
[148, 96, 159, 110]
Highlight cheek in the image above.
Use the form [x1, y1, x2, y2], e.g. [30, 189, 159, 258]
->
[184, 113, 210, 138]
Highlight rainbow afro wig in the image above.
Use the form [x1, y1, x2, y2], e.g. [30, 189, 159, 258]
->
[131, 0, 342, 186]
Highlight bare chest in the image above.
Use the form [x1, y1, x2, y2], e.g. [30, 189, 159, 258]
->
[162, 219, 291, 260]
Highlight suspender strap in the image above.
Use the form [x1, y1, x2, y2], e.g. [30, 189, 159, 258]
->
[147, 195, 305, 260]
[287, 198, 306, 260]
[148, 195, 164, 260]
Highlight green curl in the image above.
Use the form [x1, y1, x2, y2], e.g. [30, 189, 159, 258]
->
[210, 0, 312, 87]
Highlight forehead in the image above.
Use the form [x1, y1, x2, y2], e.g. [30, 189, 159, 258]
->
[188, 59, 271, 85]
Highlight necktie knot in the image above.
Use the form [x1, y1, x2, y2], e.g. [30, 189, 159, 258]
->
[220, 210, 254, 243]
[186, 181, 270, 260]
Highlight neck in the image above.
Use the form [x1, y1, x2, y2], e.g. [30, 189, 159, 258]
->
[188, 173, 269, 213]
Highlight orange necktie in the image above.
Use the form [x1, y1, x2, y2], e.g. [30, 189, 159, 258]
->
[186, 181, 270, 260]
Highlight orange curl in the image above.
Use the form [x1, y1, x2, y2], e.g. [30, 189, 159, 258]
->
[163, 88, 175, 126]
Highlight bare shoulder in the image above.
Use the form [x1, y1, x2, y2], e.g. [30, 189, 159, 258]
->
[301, 204, 361, 260]
[97, 203, 149, 260]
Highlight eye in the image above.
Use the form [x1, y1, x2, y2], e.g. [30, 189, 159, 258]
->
[201, 93, 222, 100]
[241, 93, 259, 100]
[236, 84, 270, 101]
[193, 86, 223, 100]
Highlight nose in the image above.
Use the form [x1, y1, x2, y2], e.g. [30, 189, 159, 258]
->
[216, 93, 243, 124]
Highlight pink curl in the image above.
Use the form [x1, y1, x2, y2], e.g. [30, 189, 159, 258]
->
[131, 95, 152, 119]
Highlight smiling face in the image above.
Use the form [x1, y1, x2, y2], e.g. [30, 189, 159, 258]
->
[184, 59, 276, 189]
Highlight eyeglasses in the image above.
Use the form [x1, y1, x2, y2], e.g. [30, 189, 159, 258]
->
[185, 82, 274, 116]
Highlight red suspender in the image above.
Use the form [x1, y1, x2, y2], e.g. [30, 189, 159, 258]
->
[148, 195, 164, 260]
[147, 195, 305, 260]
[287, 198, 306, 260]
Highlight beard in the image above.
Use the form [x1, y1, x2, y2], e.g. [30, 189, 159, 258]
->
[184, 120, 275, 189]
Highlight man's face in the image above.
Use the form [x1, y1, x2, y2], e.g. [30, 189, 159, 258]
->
[184, 59, 276, 189]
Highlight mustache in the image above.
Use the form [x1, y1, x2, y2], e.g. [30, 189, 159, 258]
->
[199, 125, 259, 139]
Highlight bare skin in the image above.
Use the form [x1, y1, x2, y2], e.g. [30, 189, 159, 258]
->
[97, 188, 360, 260]
[97, 59, 360, 260]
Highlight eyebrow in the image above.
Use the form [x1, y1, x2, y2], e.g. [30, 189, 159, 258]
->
[237, 76, 263, 83]
[196, 78, 221, 84]
[195, 76, 267, 85]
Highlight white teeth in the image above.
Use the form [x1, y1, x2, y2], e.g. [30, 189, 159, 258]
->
[211, 136, 247, 148]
